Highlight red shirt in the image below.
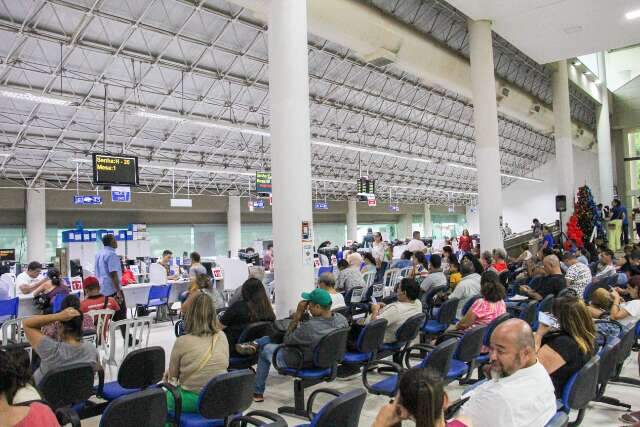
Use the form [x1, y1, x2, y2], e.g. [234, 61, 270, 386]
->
[80, 295, 121, 314]
[459, 235, 472, 252]
[121, 269, 137, 285]
[492, 261, 508, 273]
[15, 402, 60, 427]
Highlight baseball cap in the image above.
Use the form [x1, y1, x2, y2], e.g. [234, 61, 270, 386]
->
[83, 276, 100, 289]
[301, 288, 332, 308]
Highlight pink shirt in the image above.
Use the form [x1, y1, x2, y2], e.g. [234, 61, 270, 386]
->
[470, 298, 506, 328]
[15, 402, 60, 427]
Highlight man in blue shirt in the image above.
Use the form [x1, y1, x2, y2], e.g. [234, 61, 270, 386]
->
[94, 234, 127, 339]
[612, 199, 629, 245]
[542, 227, 554, 249]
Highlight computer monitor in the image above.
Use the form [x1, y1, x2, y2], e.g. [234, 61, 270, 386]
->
[201, 261, 214, 277]
[0, 249, 15, 262]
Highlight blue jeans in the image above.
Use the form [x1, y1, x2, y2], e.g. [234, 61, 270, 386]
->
[254, 336, 285, 395]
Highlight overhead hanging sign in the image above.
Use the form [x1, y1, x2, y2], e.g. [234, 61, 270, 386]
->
[252, 199, 265, 209]
[73, 195, 103, 205]
[388, 205, 400, 212]
[368, 198, 377, 207]
[255, 171, 272, 194]
[314, 201, 329, 210]
[111, 186, 131, 203]
[93, 153, 139, 186]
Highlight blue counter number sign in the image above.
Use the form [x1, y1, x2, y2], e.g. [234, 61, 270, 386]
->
[73, 195, 102, 205]
[111, 186, 131, 203]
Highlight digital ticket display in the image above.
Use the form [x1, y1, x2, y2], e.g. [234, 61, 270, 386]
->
[93, 154, 139, 186]
[255, 171, 272, 194]
[357, 177, 375, 196]
[0, 248, 15, 261]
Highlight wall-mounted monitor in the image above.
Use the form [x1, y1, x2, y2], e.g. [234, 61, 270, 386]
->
[93, 153, 139, 186]
[255, 171, 272, 194]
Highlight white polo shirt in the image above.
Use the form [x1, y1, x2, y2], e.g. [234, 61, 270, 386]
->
[15, 272, 40, 295]
[406, 239, 426, 253]
[461, 361, 556, 427]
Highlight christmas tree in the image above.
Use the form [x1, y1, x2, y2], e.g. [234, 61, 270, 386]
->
[574, 185, 604, 242]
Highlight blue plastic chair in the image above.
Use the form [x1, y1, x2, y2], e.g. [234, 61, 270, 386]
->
[294, 388, 366, 427]
[98, 347, 165, 402]
[422, 297, 460, 338]
[0, 297, 19, 320]
[341, 319, 387, 367]
[556, 356, 600, 426]
[317, 266, 333, 277]
[137, 285, 172, 324]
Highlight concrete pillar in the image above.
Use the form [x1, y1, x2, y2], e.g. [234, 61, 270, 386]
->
[346, 199, 358, 243]
[552, 59, 576, 219]
[597, 52, 615, 205]
[227, 195, 241, 257]
[268, 0, 314, 316]
[398, 213, 412, 241]
[466, 205, 480, 236]
[468, 20, 503, 250]
[423, 203, 432, 238]
[26, 183, 46, 262]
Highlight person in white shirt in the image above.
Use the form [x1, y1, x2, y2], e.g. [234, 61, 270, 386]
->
[594, 249, 616, 280]
[450, 259, 481, 319]
[460, 319, 556, 427]
[610, 284, 640, 328]
[16, 261, 48, 295]
[406, 231, 426, 253]
[317, 273, 346, 310]
[366, 278, 422, 344]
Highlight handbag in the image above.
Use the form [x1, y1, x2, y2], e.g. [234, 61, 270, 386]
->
[170, 332, 219, 387]
[33, 293, 51, 311]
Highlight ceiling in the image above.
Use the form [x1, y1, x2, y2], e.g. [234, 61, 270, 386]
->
[0, 0, 577, 205]
[443, 0, 640, 64]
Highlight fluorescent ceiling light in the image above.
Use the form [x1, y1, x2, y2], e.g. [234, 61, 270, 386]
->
[312, 139, 432, 164]
[626, 9, 640, 20]
[0, 89, 72, 106]
[0, 153, 11, 158]
[447, 162, 543, 183]
[136, 109, 269, 137]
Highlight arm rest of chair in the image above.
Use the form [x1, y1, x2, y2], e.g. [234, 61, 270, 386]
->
[362, 360, 403, 394]
[162, 382, 182, 426]
[95, 365, 105, 397]
[55, 407, 81, 427]
[272, 344, 305, 375]
[229, 410, 287, 427]
[440, 331, 464, 340]
[402, 344, 435, 369]
[306, 388, 343, 420]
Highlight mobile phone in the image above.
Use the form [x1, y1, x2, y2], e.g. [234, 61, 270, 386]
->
[538, 311, 559, 329]
[371, 295, 377, 304]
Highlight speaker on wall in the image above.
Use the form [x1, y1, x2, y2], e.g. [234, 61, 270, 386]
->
[555, 195, 567, 213]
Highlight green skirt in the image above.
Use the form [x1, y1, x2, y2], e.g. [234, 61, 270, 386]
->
[165, 386, 199, 426]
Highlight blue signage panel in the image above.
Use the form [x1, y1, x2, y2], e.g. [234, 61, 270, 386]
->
[253, 199, 265, 209]
[388, 205, 400, 212]
[73, 195, 102, 205]
[111, 186, 131, 203]
[314, 201, 329, 210]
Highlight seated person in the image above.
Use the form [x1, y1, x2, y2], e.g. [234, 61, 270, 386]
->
[219, 278, 275, 354]
[335, 253, 365, 292]
[587, 288, 613, 318]
[455, 270, 506, 331]
[317, 273, 345, 310]
[181, 274, 224, 312]
[609, 282, 640, 327]
[4, 346, 41, 404]
[364, 278, 422, 345]
[490, 248, 508, 273]
[479, 251, 493, 272]
[16, 261, 48, 295]
[33, 268, 70, 313]
[361, 252, 377, 274]
[0, 351, 60, 426]
[164, 293, 228, 417]
[594, 248, 616, 280]
[449, 257, 462, 288]
[159, 249, 179, 280]
[512, 243, 533, 265]
[235, 288, 348, 402]
[619, 249, 640, 279]
[372, 367, 470, 427]
[23, 294, 98, 384]
[420, 254, 446, 294]
[563, 252, 592, 297]
[450, 259, 482, 320]
[188, 251, 207, 278]
[391, 250, 413, 269]
[120, 260, 136, 285]
[409, 252, 429, 282]
[79, 276, 121, 339]
[459, 319, 556, 427]
[519, 255, 565, 301]
[535, 296, 595, 397]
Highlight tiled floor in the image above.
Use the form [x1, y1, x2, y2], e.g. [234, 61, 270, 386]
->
[83, 321, 640, 426]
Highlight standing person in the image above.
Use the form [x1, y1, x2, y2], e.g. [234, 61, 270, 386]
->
[262, 244, 274, 271]
[94, 234, 128, 342]
[458, 229, 473, 253]
[407, 231, 426, 253]
[362, 228, 374, 249]
[634, 208, 640, 243]
[531, 218, 543, 239]
[188, 252, 207, 278]
[16, 261, 48, 295]
[159, 250, 179, 280]
[612, 199, 629, 245]
[542, 227, 555, 250]
[371, 232, 385, 267]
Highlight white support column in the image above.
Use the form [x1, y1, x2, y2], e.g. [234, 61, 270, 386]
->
[346, 199, 358, 243]
[552, 60, 576, 218]
[269, 0, 314, 317]
[423, 203, 432, 238]
[465, 205, 480, 236]
[398, 213, 412, 241]
[597, 52, 614, 205]
[227, 195, 241, 257]
[26, 183, 46, 262]
[468, 20, 503, 250]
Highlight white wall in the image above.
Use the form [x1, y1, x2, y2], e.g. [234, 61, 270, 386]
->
[501, 147, 601, 234]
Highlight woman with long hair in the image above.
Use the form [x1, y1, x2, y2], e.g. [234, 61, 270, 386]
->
[220, 278, 275, 354]
[458, 229, 473, 253]
[165, 293, 229, 417]
[33, 268, 69, 313]
[587, 288, 613, 318]
[536, 295, 596, 397]
[372, 367, 470, 427]
[455, 270, 506, 331]
[361, 252, 377, 274]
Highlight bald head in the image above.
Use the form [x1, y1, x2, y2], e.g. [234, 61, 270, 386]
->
[543, 254, 561, 275]
[493, 318, 535, 351]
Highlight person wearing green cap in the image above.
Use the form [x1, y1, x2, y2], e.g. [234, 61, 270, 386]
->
[235, 287, 348, 402]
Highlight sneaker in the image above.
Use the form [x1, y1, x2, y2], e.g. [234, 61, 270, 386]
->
[253, 393, 264, 402]
[235, 342, 258, 356]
